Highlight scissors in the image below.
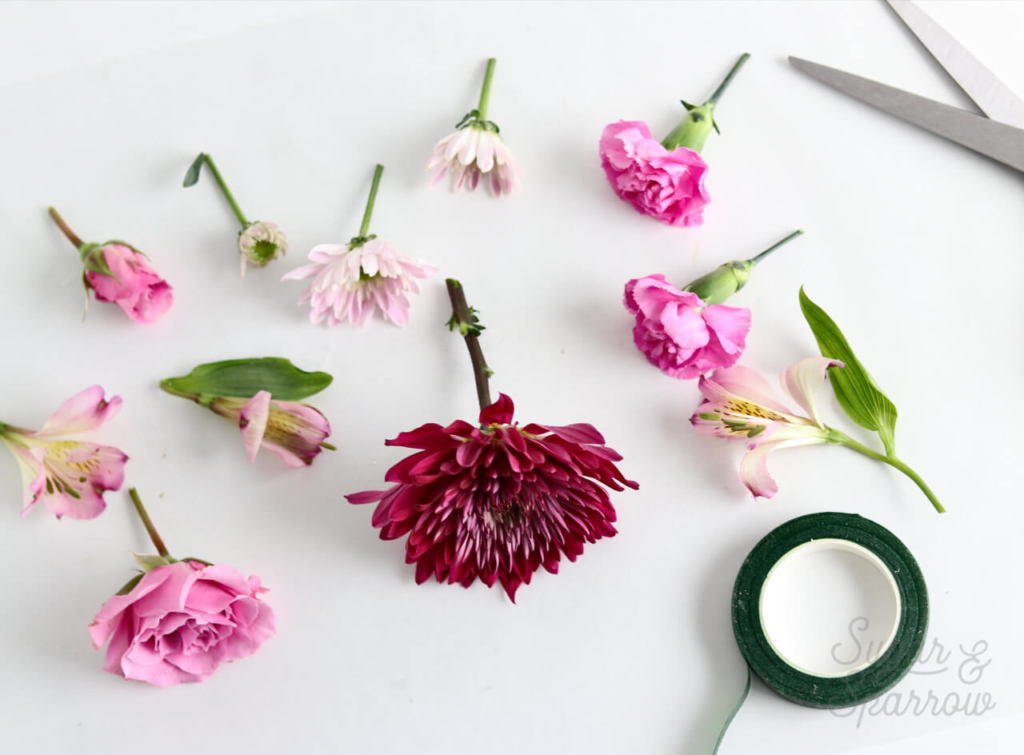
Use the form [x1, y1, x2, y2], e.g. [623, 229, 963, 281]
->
[789, 0, 1024, 173]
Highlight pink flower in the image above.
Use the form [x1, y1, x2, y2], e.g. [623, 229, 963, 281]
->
[346, 394, 638, 602]
[84, 243, 173, 324]
[89, 559, 275, 687]
[427, 126, 519, 196]
[625, 274, 751, 379]
[282, 238, 435, 327]
[600, 120, 710, 227]
[209, 390, 332, 468]
[0, 386, 128, 519]
[691, 357, 843, 498]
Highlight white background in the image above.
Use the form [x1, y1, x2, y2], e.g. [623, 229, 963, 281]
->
[0, 1, 1021, 753]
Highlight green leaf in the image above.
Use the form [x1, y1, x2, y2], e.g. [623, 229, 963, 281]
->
[183, 153, 207, 187]
[160, 357, 333, 401]
[115, 573, 144, 596]
[131, 552, 172, 572]
[79, 243, 119, 281]
[799, 287, 898, 454]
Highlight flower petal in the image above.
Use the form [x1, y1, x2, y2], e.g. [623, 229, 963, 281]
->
[739, 424, 830, 498]
[479, 394, 515, 426]
[780, 357, 845, 428]
[702, 365, 795, 415]
[31, 386, 123, 438]
[239, 392, 272, 464]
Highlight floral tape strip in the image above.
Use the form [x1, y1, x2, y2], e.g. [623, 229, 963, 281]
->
[731, 512, 928, 709]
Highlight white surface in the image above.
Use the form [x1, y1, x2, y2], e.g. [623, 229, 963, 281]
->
[0, 1, 1021, 754]
[759, 540, 902, 677]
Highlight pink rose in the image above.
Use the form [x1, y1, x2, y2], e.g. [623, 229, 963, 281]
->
[600, 120, 711, 228]
[86, 243, 173, 324]
[89, 560, 275, 687]
[624, 274, 750, 379]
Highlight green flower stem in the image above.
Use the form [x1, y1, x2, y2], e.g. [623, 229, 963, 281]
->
[129, 488, 171, 557]
[47, 207, 84, 248]
[831, 432, 946, 513]
[708, 52, 752, 105]
[446, 278, 492, 412]
[359, 164, 384, 238]
[750, 229, 804, 266]
[202, 154, 249, 228]
[320, 441, 337, 451]
[477, 58, 497, 122]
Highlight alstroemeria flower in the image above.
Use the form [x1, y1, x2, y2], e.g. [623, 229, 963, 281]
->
[283, 238, 435, 327]
[625, 274, 751, 379]
[426, 57, 519, 196]
[208, 391, 332, 468]
[347, 394, 638, 602]
[0, 386, 128, 519]
[691, 357, 843, 498]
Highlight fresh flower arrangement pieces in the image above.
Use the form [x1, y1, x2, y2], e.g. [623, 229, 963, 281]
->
[626, 230, 803, 379]
[600, 53, 750, 227]
[427, 58, 519, 196]
[183, 153, 288, 277]
[692, 289, 945, 513]
[160, 358, 335, 468]
[47, 208, 173, 323]
[90, 488, 275, 686]
[0, 386, 127, 520]
[282, 165, 435, 327]
[347, 279, 638, 602]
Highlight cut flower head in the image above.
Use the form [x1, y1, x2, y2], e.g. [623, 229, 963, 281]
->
[283, 164, 435, 326]
[0, 386, 128, 519]
[691, 357, 843, 498]
[426, 58, 519, 196]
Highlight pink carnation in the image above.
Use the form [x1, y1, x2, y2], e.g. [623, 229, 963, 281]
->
[624, 274, 750, 379]
[600, 120, 710, 227]
[87, 243, 173, 324]
[347, 394, 638, 602]
[89, 559, 275, 687]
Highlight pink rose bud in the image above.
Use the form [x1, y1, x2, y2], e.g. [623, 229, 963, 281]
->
[48, 208, 173, 324]
[599, 53, 750, 228]
[89, 489, 276, 686]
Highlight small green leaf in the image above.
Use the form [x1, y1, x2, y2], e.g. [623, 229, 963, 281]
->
[80, 244, 119, 281]
[115, 573, 144, 596]
[131, 552, 172, 572]
[799, 287, 898, 454]
[160, 357, 333, 401]
[183, 153, 207, 187]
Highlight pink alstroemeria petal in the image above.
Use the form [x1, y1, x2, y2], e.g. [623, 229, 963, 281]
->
[2, 440, 47, 516]
[702, 365, 795, 416]
[739, 424, 830, 498]
[239, 392, 272, 464]
[31, 386, 123, 438]
[780, 357, 845, 428]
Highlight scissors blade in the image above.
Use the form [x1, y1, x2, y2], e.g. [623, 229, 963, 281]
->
[887, 0, 1024, 128]
[789, 57, 1024, 173]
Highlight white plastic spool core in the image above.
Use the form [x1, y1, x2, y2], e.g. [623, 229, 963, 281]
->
[758, 538, 902, 678]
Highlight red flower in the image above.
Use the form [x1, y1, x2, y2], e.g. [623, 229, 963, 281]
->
[347, 394, 638, 602]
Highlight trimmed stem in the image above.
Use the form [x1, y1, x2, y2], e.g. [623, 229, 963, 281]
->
[359, 164, 384, 237]
[48, 207, 84, 248]
[708, 53, 751, 105]
[129, 488, 171, 557]
[445, 279, 492, 411]
[477, 58, 497, 121]
[202, 154, 249, 228]
[834, 434, 946, 513]
[750, 229, 804, 266]
[320, 441, 337, 451]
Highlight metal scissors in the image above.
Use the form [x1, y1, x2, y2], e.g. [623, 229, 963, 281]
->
[789, 0, 1024, 173]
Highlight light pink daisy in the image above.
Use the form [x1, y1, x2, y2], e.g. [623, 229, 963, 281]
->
[426, 57, 519, 196]
[282, 238, 435, 327]
[282, 164, 435, 326]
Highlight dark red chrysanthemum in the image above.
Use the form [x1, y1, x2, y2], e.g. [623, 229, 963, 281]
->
[346, 394, 638, 602]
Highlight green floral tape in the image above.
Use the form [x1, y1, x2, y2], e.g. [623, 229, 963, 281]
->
[731, 512, 928, 709]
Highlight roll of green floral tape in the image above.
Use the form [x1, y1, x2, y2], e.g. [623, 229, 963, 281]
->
[732, 512, 928, 709]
